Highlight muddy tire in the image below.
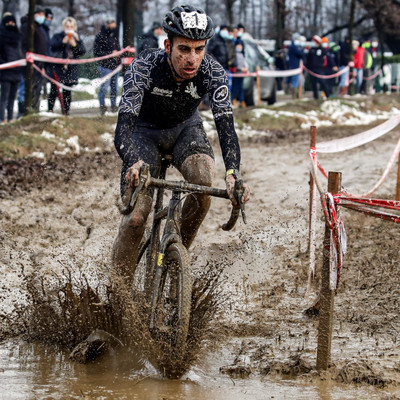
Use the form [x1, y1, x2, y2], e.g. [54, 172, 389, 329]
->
[152, 242, 192, 357]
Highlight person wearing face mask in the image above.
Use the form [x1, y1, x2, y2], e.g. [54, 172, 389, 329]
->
[20, 6, 48, 113]
[0, 13, 23, 123]
[305, 35, 332, 99]
[207, 25, 230, 71]
[50, 17, 86, 115]
[93, 17, 121, 115]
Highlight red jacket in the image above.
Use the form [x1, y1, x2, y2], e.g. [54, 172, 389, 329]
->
[353, 47, 365, 69]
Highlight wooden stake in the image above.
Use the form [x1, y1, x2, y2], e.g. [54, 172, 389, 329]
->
[308, 126, 317, 249]
[299, 60, 303, 99]
[256, 66, 261, 106]
[396, 153, 400, 201]
[316, 171, 341, 371]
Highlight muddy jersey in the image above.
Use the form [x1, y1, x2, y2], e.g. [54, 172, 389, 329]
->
[115, 49, 240, 170]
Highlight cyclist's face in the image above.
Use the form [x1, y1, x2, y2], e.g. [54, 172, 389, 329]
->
[165, 37, 206, 81]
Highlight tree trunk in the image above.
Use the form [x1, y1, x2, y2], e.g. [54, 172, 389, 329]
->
[275, 0, 285, 50]
[225, 0, 235, 26]
[24, 0, 35, 115]
[348, 0, 356, 95]
[122, 0, 135, 47]
[68, 0, 75, 18]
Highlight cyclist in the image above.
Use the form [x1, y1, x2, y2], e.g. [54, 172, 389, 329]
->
[112, 5, 250, 284]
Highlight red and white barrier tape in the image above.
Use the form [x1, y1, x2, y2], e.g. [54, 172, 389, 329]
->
[303, 65, 349, 80]
[33, 63, 122, 91]
[316, 115, 400, 153]
[258, 68, 302, 78]
[26, 46, 135, 65]
[0, 58, 26, 70]
[228, 67, 302, 78]
[363, 68, 382, 81]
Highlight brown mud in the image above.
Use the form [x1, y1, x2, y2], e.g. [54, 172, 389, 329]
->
[1, 111, 400, 397]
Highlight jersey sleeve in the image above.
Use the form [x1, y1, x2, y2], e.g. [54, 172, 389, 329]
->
[205, 55, 241, 171]
[115, 52, 153, 165]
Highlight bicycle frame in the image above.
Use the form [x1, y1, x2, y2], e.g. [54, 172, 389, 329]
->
[123, 156, 246, 344]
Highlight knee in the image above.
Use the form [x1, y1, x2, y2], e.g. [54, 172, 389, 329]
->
[181, 154, 214, 187]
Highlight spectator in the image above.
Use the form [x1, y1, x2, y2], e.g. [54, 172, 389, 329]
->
[338, 37, 351, 96]
[287, 32, 304, 99]
[321, 37, 338, 97]
[21, 6, 48, 113]
[137, 21, 163, 55]
[274, 48, 287, 93]
[93, 17, 121, 115]
[50, 17, 86, 115]
[360, 39, 374, 94]
[0, 13, 22, 123]
[353, 40, 365, 94]
[306, 35, 332, 99]
[231, 41, 248, 107]
[207, 25, 230, 71]
[42, 8, 53, 57]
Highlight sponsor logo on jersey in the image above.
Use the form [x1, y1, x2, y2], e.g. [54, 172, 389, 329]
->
[184, 82, 201, 99]
[213, 85, 229, 103]
[151, 87, 173, 97]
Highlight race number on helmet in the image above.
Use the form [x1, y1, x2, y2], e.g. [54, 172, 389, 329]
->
[181, 11, 208, 30]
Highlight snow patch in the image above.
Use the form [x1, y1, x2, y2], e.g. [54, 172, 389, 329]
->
[66, 136, 80, 154]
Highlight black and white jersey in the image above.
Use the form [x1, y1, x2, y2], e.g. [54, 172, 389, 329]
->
[117, 49, 240, 170]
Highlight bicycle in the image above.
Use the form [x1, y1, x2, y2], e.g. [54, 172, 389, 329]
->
[120, 155, 246, 357]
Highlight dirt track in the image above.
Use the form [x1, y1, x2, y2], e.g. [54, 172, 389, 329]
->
[1, 109, 400, 396]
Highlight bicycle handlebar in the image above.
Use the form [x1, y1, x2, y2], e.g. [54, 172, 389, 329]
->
[120, 164, 246, 230]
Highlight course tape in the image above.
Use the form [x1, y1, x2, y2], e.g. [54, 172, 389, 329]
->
[363, 68, 382, 81]
[33, 63, 122, 92]
[27, 46, 135, 65]
[303, 65, 349, 79]
[0, 58, 27, 70]
[316, 115, 400, 153]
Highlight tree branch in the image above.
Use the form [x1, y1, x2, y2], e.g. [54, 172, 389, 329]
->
[321, 15, 368, 37]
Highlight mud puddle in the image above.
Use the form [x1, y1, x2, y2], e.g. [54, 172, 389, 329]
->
[0, 338, 398, 400]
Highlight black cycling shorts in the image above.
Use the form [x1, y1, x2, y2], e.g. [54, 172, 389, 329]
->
[120, 112, 214, 196]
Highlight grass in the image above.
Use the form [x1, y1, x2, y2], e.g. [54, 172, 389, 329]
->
[0, 114, 115, 159]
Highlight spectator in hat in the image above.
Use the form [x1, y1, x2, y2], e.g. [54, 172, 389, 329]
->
[306, 35, 332, 99]
[288, 32, 305, 99]
[137, 21, 163, 55]
[20, 6, 48, 113]
[93, 17, 121, 115]
[50, 16, 86, 115]
[0, 13, 23, 123]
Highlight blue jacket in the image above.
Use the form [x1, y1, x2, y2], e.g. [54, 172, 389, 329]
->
[288, 41, 304, 69]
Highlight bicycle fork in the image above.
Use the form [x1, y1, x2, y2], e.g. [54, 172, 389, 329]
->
[149, 191, 182, 330]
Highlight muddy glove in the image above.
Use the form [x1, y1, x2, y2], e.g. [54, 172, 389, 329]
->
[225, 169, 251, 209]
[125, 160, 145, 188]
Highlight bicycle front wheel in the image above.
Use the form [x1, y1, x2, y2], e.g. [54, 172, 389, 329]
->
[152, 242, 192, 354]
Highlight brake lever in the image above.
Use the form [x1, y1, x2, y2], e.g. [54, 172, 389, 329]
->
[221, 176, 247, 231]
[121, 164, 149, 215]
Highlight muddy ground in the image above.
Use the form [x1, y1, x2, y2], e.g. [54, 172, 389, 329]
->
[1, 102, 400, 398]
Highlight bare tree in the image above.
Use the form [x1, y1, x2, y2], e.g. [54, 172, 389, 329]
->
[275, 0, 286, 49]
[225, 0, 235, 25]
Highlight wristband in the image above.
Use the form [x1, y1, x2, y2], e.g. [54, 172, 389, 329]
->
[225, 169, 240, 179]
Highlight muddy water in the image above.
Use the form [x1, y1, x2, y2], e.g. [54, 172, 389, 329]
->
[0, 339, 397, 400]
